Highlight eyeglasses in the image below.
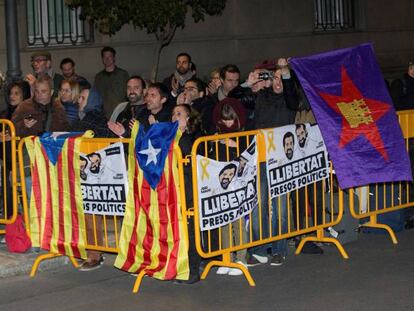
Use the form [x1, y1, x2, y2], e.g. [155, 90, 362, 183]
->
[31, 58, 48, 64]
[184, 86, 198, 92]
[59, 88, 72, 94]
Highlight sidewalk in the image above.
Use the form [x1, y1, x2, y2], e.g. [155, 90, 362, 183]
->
[0, 242, 68, 278]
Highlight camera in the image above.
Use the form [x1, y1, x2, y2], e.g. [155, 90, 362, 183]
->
[258, 70, 273, 81]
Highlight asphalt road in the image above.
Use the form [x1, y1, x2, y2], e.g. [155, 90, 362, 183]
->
[1, 230, 413, 311]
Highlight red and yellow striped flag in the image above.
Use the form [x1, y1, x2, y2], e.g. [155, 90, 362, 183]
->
[26, 131, 93, 259]
[114, 122, 189, 280]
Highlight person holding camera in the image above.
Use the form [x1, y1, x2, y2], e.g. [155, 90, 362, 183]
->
[246, 57, 300, 267]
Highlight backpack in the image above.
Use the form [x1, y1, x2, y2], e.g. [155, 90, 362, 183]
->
[5, 214, 32, 253]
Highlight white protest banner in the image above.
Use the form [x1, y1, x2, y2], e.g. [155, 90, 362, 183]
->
[263, 123, 329, 199]
[80, 142, 128, 216]
[196, 140, 258, 231]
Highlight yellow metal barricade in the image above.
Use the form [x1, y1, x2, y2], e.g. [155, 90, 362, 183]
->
[18, 135, 189, 293]
[0, 120, 18, 232]
[348, 110, 414, 243]
[19, 137, 129, 275]
[191, 130, 347, 286]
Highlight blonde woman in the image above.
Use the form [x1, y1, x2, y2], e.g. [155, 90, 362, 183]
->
[58, 79, 80, 125]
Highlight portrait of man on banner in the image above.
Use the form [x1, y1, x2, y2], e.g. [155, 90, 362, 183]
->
[263, 124, 329, 199]
[197, 139, 258, 231]
[80, 142, 128, 217]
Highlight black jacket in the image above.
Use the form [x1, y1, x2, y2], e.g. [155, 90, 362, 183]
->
[390, 74, 414, 111]
[254, 78, 299, 129]
[70, 110, 114, 138]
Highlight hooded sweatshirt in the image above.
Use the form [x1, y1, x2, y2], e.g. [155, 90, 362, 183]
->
[71, 88, 114, 137]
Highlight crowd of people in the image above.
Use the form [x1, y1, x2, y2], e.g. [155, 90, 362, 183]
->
[1, 46, 413, 284]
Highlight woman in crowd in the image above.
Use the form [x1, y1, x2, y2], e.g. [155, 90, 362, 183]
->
[207, 68, 222, 95]
[171, 104, 202, 284]
[211, 97, 248, 276]
[0, 80, 31, 221]
[58, 79, 80, 125]
[71, 86, 114, 271]
[70, 86, 114, 138]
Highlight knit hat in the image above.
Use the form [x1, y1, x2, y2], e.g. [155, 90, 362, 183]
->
[254, 60, 277, 71]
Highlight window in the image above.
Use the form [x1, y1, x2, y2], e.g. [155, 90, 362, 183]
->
[26, 0, 92, 46]
[314, 0, 355, 31]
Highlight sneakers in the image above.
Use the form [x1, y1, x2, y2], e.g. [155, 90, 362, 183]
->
[270, 254, 285, 266]
[78, 256, 104, 271]
[246, 254, 269, 267]
[216, 267, 230, 275]
[216, 262, 248, 276]
[228, 261, 247, 276]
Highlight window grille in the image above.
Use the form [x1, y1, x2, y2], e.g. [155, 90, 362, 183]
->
[314, 0, 355, 31]
[26, 0, 92, 46]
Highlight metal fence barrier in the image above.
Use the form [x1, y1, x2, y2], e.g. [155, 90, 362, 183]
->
[0, 120, 18, 232]
[191, 130, 347, 286]
[347, 110, 414, 243]
[18, 136, 189, 293]
[12, 110, 414, 289]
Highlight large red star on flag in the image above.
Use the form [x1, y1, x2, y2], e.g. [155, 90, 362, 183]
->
[318, 66, 391, 160]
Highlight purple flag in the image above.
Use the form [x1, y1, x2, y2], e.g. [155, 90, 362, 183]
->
[290, 43, 412, 189]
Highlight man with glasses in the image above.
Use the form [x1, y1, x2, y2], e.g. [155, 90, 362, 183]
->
[177, 77, 216, 134]
[25, 51, 64, 96]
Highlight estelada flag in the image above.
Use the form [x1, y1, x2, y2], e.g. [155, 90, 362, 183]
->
[290, 43, 412, 188]
[114, 121, 189, 280]
[26, 131, 93, 259]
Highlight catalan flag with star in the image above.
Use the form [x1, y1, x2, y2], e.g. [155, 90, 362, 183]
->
[290, 43, 412, 188]
[26, 131, 93, 259]
[114, 121, 189, 280]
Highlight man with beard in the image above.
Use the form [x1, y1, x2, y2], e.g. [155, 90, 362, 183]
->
[86, 153, 104, 184]
[283, 131, 295, 161]
[163, 52, 195, 96]
[295, 123, 318, 157]
[218, 163, 237, 191]
[108, 82, 171, 137]
[59, 58, 90, 88]
[108, 76, 146, 132]
[80, 156, 88, 181]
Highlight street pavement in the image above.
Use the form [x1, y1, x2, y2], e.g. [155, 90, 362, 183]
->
[0, 229, 413, 311]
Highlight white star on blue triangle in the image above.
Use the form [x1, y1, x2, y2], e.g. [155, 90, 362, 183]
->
[138, 139, 161, 166]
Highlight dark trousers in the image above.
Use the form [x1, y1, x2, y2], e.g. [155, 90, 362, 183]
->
[291, 180, 324, 230]
[187, 216, 201, 277]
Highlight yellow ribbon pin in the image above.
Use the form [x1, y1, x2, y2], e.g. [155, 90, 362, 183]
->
[267, 131, 276, 152]
[200, 158, 210, 180]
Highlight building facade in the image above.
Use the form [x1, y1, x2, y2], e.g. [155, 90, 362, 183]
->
[0, 0, 413, 104]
